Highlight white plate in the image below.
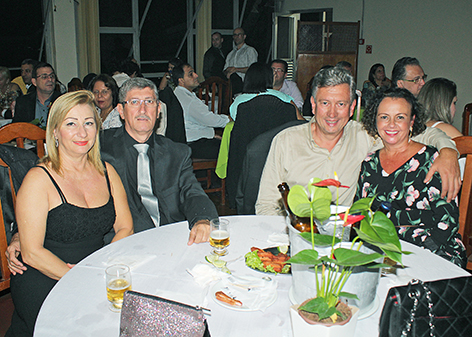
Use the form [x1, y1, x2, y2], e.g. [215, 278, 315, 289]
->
[210, 280, 277, 312]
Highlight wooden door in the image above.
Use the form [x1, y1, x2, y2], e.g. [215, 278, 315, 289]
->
[295, 21, 360, 100]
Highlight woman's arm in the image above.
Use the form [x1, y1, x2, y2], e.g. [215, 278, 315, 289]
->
[390, 173, 460, 249]
[16, 168, 71, 280]
[105, 163, 134, 242]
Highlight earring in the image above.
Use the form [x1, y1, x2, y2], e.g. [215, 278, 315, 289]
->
[55, 138, 58, 147]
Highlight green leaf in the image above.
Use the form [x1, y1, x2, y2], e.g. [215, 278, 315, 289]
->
[299, 233, 340, 246]
[333, 248, 384, 266]
[349, 197, 374, 213]
[287, 249, 321, 265]
[339, 291, 359, 300]
[287, 185, 312, 218]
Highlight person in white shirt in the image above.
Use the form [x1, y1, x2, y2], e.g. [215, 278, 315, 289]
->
[271, 59, 304, 110]
[224, 27, 258, 95]
[173, 63, 232, 159]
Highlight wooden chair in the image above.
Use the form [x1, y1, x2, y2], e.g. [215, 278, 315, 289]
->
[192, 158, 226, 205]
[191, 77, 230, 205]
[462, 103, 472, 136]
[197, 76, 231, 115]
[0, 158, 15, 291]
[0, 122, 47, 158]
[453, 136, 472, 270]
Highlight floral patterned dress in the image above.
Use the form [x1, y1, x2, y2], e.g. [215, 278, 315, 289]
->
[355, 145, 466, 267]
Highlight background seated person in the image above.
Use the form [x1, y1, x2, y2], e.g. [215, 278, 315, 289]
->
[417, 77, 462, 138]
[271, 59, 304, 110]
[0, 66, 22, 118]
[361, 63, 392, 107]
[89, 74, 122, 129]
[229, 62, 303, 120]
[174, 63, 231, 159]
[158, 57, 183, 91]
[6, 91, 133, 336]
[13, 62, 62, 127]
[355, 88, 466, 267]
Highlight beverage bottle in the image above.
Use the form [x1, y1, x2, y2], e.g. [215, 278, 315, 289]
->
[277, 182, 313, 232]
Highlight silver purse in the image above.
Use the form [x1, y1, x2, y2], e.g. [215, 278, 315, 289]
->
[120, 290, 210, 337]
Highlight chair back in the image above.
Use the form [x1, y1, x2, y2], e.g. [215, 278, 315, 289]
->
[0, 158, 13, 291]
[227, 95, 298, 208]
[453, 135, 472, 270]
[197, 76, 231, 115]
[0, 122, 46, 158]
[462, 103, 472, 136]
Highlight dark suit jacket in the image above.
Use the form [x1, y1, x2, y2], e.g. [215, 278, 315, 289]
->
[13, 90, 62, 123]
[100, 127, 218, 238]
[203, 46, 226, 80]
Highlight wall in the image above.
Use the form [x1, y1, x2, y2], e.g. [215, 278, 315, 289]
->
[280, 0, 472, 130]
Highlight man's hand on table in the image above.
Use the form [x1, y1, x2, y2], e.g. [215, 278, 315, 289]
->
[187, 220, 211, 245]
[6, 232, 27, 275]
[425, 148, 461, 202]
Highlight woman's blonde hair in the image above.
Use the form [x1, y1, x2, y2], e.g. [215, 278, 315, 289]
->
[41, 90, 104, 174]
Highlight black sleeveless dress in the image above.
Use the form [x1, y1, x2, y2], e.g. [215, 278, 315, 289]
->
[7, 166, 116, 337]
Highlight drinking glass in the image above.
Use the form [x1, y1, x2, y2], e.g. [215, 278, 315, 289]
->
[106, 264, 132, 312]
[209, 218, 230, 256]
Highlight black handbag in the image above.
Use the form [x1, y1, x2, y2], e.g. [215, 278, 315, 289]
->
[379, 276, 472, 337]
[120, 290, 211, 337]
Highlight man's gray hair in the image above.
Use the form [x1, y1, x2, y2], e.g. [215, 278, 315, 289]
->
[119, 77, 159, 102]
[311, 67, 356, 102]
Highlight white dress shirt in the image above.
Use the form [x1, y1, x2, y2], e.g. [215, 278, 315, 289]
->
[174, 86, 230, 142]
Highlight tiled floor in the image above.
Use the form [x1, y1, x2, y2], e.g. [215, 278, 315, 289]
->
[0, 190, 235, 336]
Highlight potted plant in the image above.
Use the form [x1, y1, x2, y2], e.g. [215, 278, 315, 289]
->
[286, 175, 408, 335]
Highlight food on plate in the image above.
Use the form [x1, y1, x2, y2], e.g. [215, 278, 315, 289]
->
[245, 247, 290, 274]
[215, 291, 242, 306]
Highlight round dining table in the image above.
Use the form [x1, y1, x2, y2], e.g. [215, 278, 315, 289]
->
[34, 215, 470, 336]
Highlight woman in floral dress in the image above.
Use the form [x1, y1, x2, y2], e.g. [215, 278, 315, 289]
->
[355, 88, 466, 267]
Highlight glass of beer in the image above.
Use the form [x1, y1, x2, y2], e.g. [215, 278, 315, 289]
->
[106, 264, 132, 312]
[210, 218, 230, 256]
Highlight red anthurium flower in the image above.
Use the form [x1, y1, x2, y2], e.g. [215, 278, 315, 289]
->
[343, 215, 365, 227]
[313, 179, 349, 188]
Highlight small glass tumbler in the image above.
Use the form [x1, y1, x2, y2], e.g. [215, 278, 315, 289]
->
[106, 264, 132, 312]
[209, 218, 230, 256]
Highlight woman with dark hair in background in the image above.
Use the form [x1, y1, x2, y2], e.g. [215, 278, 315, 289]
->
[362, 63, 391, 107]
[417, 77, 462, 139]
[229, 62, 303, 120]
[355, 88, 466, 267]
[88, 74, 121, 129]
[158, 57, 183, 90]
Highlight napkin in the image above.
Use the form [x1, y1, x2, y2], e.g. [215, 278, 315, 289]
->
[218, 274, 278, 311]
[267, 233, 290, 246]
[187, 263, 223, 287]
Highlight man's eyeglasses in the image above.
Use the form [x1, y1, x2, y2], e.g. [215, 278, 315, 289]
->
[272, 68, 285, 73]
[233, 33, 243, 37]
[37, 73, 56, 80]
[93, 89, 111, 97]
[122, 99, 157, 107]
[403, 74, 427, 84]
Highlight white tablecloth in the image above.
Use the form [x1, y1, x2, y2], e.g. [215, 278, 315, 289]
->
[34, 215, 470, 336]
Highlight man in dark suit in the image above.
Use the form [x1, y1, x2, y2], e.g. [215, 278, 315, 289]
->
[202, 32, 226, 80]
[100, 77, 218, 244]
[5, 77, 218, 275]
[13, 62, 61, 127]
